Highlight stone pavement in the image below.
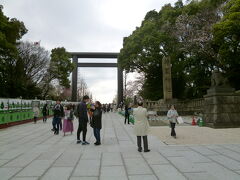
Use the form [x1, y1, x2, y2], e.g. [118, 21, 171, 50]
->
[0, 113, 240, 180]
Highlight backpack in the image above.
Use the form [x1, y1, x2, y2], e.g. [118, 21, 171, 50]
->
[54, 104, 61, 112]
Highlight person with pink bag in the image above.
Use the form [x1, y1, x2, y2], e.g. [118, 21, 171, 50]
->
[63, 104, 74, 136]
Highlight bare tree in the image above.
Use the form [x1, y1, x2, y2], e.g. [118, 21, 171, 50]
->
[17, 41, 49, 84]
[77, 76, 92, 101]
[125, 73, 145, 100]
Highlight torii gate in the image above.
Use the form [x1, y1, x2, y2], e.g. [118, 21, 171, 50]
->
[69, 52, 123, 104]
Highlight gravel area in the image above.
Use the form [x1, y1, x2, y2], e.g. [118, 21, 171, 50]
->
[150, 126, 240, 145]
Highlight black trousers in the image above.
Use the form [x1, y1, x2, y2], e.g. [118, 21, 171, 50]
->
[43, 116, 47, 122]
[125, 114, 129, 124]
[33, 116, 37, 123]
[137, 136, 148, 151]
[77, 122, 87, 141]
[170, 122, 176, 136]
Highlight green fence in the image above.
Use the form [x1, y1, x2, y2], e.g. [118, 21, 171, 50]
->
[0, 108, 55, 125]
[0, 110, 34, 125]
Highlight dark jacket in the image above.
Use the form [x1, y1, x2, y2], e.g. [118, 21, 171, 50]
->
[76, 101, 88, 123]
[125, 106, 130, 116]
[53, 104, 64, 118]
[42, 104, 48, 116]
[91, 108, 102, 129]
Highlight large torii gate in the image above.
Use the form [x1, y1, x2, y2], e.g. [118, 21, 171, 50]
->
[69, 52, 123, 104]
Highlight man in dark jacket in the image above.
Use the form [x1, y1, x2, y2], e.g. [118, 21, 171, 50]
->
[42, 103, 49, 123]
[76, 95, 90, 145]
[52, 100, 64, 135]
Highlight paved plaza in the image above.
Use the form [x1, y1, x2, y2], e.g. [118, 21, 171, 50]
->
[0, 113, 240, 180]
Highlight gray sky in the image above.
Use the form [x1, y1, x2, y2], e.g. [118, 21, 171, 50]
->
[1, 0, 177, 103]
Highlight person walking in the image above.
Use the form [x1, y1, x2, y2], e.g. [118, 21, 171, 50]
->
[63, 104, 74, 136]
[52, 100, 64, 135]
[90, 101, 102, 145]
[133, 102, 150, 152]
[75, 95, 90, 145]
[102, 104, 106, 113]
[42, 103, 48, 123]
[33, 106, 40, 124]
[167, 105, 179, 138]
[124, 104, 130, 124]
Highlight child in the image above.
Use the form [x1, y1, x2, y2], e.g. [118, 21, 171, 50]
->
[63, 104, 74, 136]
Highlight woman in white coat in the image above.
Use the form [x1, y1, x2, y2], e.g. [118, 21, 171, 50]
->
[133, 102, 150, 152]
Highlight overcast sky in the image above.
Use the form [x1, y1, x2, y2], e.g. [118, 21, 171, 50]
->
[1, 0, 177, 103]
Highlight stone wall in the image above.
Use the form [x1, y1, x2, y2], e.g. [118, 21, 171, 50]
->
[144, 98, 204, 116]
[203, 87, 240, 128]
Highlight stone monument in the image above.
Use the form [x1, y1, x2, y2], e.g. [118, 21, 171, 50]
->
[203, 70, 240, 128]
[162, 56, 173, 101]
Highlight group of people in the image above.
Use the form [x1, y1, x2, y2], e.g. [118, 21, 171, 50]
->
[32, 103, 50, 124]
[51, 95, 103, 145]
[33, 95, 179, 152]
[102, 103, 113, 113]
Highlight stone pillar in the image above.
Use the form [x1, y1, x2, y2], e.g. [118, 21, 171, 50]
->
[117, 65, 123, 105]
[162, 56, 173, 101]
[71, 55, 78, 102]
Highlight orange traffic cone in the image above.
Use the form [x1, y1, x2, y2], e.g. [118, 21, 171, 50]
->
[192, 116, 197, 125]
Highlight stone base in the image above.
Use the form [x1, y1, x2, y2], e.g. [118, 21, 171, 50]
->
[203, 87, 240, 128]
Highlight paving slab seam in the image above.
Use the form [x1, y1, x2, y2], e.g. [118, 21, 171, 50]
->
[0, 152, 25, 166]
[138, 153, 163, 179]
[67, 152, 83, 180]
[98, 152, 103, 180]
[115, 114, 160, 179]
[101, 113, 107, 145]
[35, 132, 58, 146]
[67, 128, 94, 179]
[120, 152, 130, 180]
[9, 153, 47, 180]
[0, 129, 47, 154]
[111, 116, 121, 145]
[5, 127, 52, 149]
[3, 125, 48, 146]
[218, 144, 240, 154]
[189, 147, 240, 174]
[156, 151, 190, 179]
[37, 150, 64, 180]
[203, 146, 240, 163]
[6, 152, 42, 168]
[1, 167, 23, 180]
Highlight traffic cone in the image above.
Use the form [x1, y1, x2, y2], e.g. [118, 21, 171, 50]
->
[192, 116, 197, 125]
